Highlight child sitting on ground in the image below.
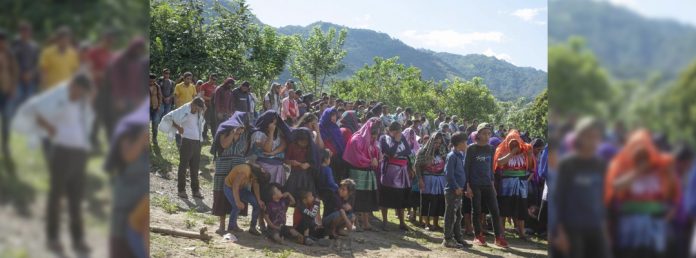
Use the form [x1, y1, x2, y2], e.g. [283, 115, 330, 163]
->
[263, 183, 306, 245]
[321, 179, 356, 239]
[294, 191, 329, 246]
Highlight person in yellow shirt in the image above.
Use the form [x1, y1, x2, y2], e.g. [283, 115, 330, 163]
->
[38, 27, 79, 91]
[174, 72, 197, 108]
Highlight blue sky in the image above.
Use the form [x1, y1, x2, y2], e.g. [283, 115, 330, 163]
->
[246, 0, 548, 71]
[605, 0, 696, 27]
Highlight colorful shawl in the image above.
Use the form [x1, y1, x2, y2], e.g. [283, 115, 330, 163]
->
[104, 99, 149, 173]
[319, 107, 346, 156]
[604, 129, 678, 205]
[343, 117, 382, 169]
[402, 126, 420, 154]
[414, 132, 447, 176]
[493, 130, 534, 172]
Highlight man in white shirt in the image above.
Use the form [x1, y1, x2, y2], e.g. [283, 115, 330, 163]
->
[169, 97, 206, 199]
[31, 73, 94, 255]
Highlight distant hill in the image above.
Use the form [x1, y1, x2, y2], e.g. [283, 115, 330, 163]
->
[198, 1, 547, 101]
[549, 0, 696, 81]
[277, 22, 547, 101]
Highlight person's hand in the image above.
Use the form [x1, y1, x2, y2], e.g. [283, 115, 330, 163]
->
[268, 122, 276, 134]
[301, 163, 311, 170]
[346, 221, 354, 231]
[236, 201, 245, 210]
[408, 169, 415, 179]
[258, 200, 266, 210]
[312, 122, 320, 132]
[465, 189, 473, 199]
[418, 179, 425, 191]
[455, 188, 463, 196]
[371, 158, 379, 168]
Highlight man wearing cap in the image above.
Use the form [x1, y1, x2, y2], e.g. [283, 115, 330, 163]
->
[465, 122, 508, 248]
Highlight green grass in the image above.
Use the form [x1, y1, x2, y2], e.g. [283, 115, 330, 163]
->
[184, 219, 196, 229]
[153, 195, 179, 214]
[203, 215, 216, 225]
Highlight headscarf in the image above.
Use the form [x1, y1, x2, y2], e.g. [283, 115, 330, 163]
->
[488, 136, 502, 148]
[338, 110, 359, 133]
[402, 125, 420, 154]
[106, 37, 146, 102]
[414, 132, 447, 175]
[343, 117, 382, 169]
[604, 129, 677, 205]
[319, 107, 346, 156]
[211, 112, 249, 158]
[493, 130, 534, 172]
[104, 99, 149, 173]
[290, 128, 321, 174]
[254, 110, 291, 141]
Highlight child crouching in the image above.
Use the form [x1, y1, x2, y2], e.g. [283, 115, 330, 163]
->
[322, 179, 356, 239]
[263, 183, 306, 245]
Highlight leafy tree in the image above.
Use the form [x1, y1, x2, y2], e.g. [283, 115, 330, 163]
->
[290, 26, 347, 95]
[440, 77, 498, 124]
[548, 37, 612, 116]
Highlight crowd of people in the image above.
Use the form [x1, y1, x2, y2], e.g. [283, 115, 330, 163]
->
[153, 70, 550, 250]
[547, 117, 696, 258]
[1, 23, 149, 258]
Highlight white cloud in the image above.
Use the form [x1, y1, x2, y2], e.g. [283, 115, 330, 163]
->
[400, 30, 504, 49]
[351, 14, 372, 29]
[483, 48, 513, 63]
[511, 7, 547, 24]
[608, 0, 639, 9]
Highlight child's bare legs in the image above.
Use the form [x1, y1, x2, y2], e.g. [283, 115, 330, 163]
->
[424, 216, 431, 228]
[380, 208, 389, 229]
[433, 216, 441, 228]
[516, 219, 526, 239]
[463, 213, 473, 234]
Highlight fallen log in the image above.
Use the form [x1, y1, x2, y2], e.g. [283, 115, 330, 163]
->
[151, 225, 212, 241]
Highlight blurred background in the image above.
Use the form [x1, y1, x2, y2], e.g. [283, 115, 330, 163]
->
[0, 0, 148, 258]
[548, 0, 696, 258]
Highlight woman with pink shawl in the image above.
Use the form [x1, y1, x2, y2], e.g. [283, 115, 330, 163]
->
[343, 117, 383, 231]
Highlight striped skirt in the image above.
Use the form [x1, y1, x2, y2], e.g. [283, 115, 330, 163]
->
[349, 167, 379, 212]
[212, 156, 246, 216]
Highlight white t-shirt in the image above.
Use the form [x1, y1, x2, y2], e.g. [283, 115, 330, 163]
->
[52, 100, 90, 150]
[180, 111, 202, 141]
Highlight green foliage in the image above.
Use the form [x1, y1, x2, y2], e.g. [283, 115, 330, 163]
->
[289, 26, 348, 95]
[548, 37, 612, 116]
[0, 0, 147, 44]
[330, 57, 546, 137]
[149, 0, 292, 98]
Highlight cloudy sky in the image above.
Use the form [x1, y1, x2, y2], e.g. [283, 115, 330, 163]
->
[246, 0, 548, 71]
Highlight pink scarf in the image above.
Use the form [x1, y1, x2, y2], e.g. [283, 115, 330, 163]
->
[343, 117, 382, 169]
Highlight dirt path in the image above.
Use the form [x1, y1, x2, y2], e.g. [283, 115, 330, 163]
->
[149, 138, 548, 258]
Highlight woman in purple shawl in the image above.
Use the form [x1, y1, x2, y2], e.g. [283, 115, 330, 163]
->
[211, 112, 252, 234]
[379, 121, 413, 231]
[251, 110, 291, 186]
[105, 100, 149, 258]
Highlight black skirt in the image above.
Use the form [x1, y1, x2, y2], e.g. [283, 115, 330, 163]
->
[408, 190, 421, 209]
[420, 193, 445, 217]
[498, 195, 528, 220]
[354, 190, 379, 212]
[379, 186, 410, 209]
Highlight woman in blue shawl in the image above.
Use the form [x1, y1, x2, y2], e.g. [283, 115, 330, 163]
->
[250, 110, 291, 186]
[320, 107, 349, 183]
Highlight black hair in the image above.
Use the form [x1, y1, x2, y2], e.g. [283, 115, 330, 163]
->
[405, 120, 413, 127]
[149, 73, 157, 79]
[191, 97, 205, 108]
[388, 121, 402, 132]
[674, 144, 694, 162]
[319, 148, 331, 163]
[209, 73, 217, 79]
[263, 183, 283, 203]
[531, 138, 545, 149]
[451, 132, 467, 147]
[71, 73, 92, 91]
[183, 71, 193, 78]
[241, 81, 250, 87]
[339, 179, 356, 194]
[300, 191, 314, 201]
[405, 107, 412, 113]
